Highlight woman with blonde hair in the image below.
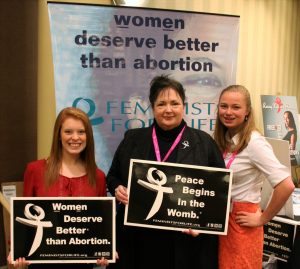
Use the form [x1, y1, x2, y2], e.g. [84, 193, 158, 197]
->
[214, 85, 294, 268]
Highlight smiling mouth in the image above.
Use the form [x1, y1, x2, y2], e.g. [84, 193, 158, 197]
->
[223, 118, 235, 123]
[69, 143, 81, 147]
[163, 115, 174, 119]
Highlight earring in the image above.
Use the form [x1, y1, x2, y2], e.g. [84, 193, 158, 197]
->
[245, 116, 248, 121]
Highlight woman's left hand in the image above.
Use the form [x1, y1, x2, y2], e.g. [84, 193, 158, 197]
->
[235, 208, 264, 227]
[96, 257, 109, 266]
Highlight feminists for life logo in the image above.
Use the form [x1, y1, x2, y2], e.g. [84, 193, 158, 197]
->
[138, 167, 173, 220]
[16, 203, 53, 256]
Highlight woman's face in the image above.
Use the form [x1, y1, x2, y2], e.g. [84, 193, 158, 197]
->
[218, 91, 249, 136]
[284, 113, 290, 127]
[60, 117, 87, 157]
[153, 88, 184, 130]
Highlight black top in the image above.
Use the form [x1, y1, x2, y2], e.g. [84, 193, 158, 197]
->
[107, 123, 225, 269]
[283, 129, 298, 165]
[283, 129, 297, 143]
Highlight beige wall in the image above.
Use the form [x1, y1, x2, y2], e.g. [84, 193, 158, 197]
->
[38, 0, 300, 158]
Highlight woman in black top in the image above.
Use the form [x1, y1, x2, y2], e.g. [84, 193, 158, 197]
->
[283, 110, 298, 165]
[107, 74, 225, 269]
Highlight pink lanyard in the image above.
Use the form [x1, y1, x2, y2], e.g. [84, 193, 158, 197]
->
[152, 125, 186, 162]
[223, 151, 237, 169]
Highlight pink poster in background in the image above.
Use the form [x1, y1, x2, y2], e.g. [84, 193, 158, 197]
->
[261, 95, 300, 184]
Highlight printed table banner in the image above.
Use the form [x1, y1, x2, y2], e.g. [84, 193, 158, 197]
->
[125, 159, 232, 234]
[48, 3, 239, 174]
[263, 217, 299, 262]
[11, 197, 116, 263]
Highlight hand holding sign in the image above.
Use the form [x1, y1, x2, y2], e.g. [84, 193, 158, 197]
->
[115, 185, 128, 205]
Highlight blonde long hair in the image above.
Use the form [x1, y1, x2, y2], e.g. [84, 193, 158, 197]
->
[45, 107, 97, 187]
[214, 85, 259, 153]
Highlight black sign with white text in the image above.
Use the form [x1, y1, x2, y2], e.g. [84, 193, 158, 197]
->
[11, 197, 115, 263]
[125, 159, 232, 234]
[264, 219, 297, 262]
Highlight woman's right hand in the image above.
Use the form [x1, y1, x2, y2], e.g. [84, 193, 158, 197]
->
[182, 228, 201, 237]
[114, 185, 128, 204]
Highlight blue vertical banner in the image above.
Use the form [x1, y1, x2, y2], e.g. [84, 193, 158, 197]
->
[48, 3, 239, 172]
